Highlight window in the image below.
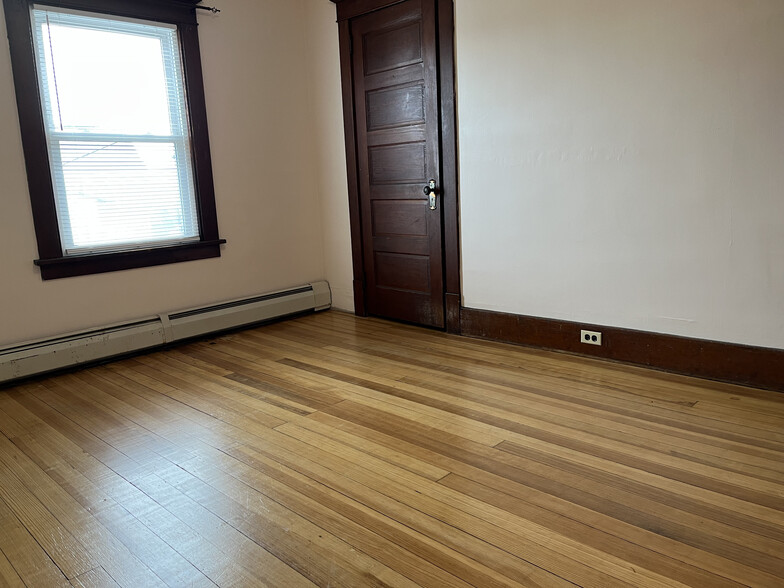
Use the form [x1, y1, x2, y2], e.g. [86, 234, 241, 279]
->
[3, 0, 224, 279]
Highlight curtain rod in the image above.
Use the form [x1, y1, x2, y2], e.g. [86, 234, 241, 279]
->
[195, 5, 221, 14]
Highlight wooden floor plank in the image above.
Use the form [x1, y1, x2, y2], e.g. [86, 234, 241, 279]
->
[227, 440, 568, 588]
[397, 373, 784, 478]
[86, 368, 540, 584]
[0, 549, 25, 588]
[21, 384, 339, 587]
[303, 409, 784, 587]
[272, 421, 696, 588]
[273, 357, 784, 521]
[271, 341, 784, 450]
[272, 315, 739, 411]
[20, 370, 434, 587]
[0, 387, 305, 587]
[273, 353, 784, 503]
[287, 315, 784, 442]
[175, 455, 479, 588]
[69, 567, 121, 588]
[438, 473, 744, 588]
[69, 367, 522, 587]
[0, 437, 96, 581]
[319, 399, 784, 560]
[7, 435, 217, 588]
[0, 496, 71, 588]
[0, 311, 782, 587]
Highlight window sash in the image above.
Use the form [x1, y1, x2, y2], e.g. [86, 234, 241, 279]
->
[31, 5, 201, 255]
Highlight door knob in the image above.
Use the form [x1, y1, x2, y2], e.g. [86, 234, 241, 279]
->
[423, 179, 438, 210]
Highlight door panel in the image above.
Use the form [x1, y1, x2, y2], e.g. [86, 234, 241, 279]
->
[366, 83, 425, 130]
[362, 22, 423, 75]
[374, 252, 431, 293]
[371, 200, 427, 236]
[352, 0, 445, 327]
[368, 143, 426, 184]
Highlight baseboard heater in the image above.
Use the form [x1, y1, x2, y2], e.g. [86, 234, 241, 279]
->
[0, 281, 331, 385]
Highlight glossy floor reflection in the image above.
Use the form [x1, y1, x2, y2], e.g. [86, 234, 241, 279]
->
[0, 311, 783, 587]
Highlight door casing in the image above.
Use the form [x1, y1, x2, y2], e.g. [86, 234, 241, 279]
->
[331, 0, 460, 333]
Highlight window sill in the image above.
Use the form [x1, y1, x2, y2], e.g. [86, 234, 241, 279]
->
[34, 239, 226, 280]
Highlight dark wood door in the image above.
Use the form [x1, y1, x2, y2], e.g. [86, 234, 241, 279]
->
[351, 0, 445, 328]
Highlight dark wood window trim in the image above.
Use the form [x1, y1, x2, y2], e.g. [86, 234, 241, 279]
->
[3, 0, 224, 280]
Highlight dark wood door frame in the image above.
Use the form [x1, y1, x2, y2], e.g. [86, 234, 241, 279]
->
[331, 0, 461, 333]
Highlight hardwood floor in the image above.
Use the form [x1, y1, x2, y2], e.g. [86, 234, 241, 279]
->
[0, 311, 783, 587]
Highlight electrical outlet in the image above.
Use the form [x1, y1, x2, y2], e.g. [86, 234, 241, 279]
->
[580, 330, 602, 346]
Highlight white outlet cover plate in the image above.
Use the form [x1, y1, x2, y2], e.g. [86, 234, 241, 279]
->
[580, 330, 602, 346]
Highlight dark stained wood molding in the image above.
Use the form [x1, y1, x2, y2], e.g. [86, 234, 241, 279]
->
[445, 293, 460, 334]
[332, 0, 407, 22]
[179, 21, 221, 243]
[3, 0, 61, 261]
[34, 240, 226, 280]
[436, 0, 460, 334]
[336, 17, 367, 316]
[460, 307, 784, 393]
[352, 279, 367, 316]
[332, 0, 461, 331]
[30, 0, 200, 25]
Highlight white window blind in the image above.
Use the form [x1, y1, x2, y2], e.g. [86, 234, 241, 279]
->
[31, 6, 199, 255]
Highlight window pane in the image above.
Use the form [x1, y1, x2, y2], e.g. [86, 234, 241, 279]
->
[53, 140, 198, 251]
[36, 11, 175, 136]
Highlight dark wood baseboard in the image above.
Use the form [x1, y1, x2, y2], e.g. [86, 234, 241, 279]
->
[352, 279, 367, 317]
[460, 307, 784, 392]
[445, 292, 461, 334]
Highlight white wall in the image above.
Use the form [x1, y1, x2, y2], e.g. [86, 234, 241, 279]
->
[304, 0, 354, 312]
[456, 0, 784, 349]
[0, 0, 327, 347]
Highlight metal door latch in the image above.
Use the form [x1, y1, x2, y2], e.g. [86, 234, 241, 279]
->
[423, 179, 438, 210]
